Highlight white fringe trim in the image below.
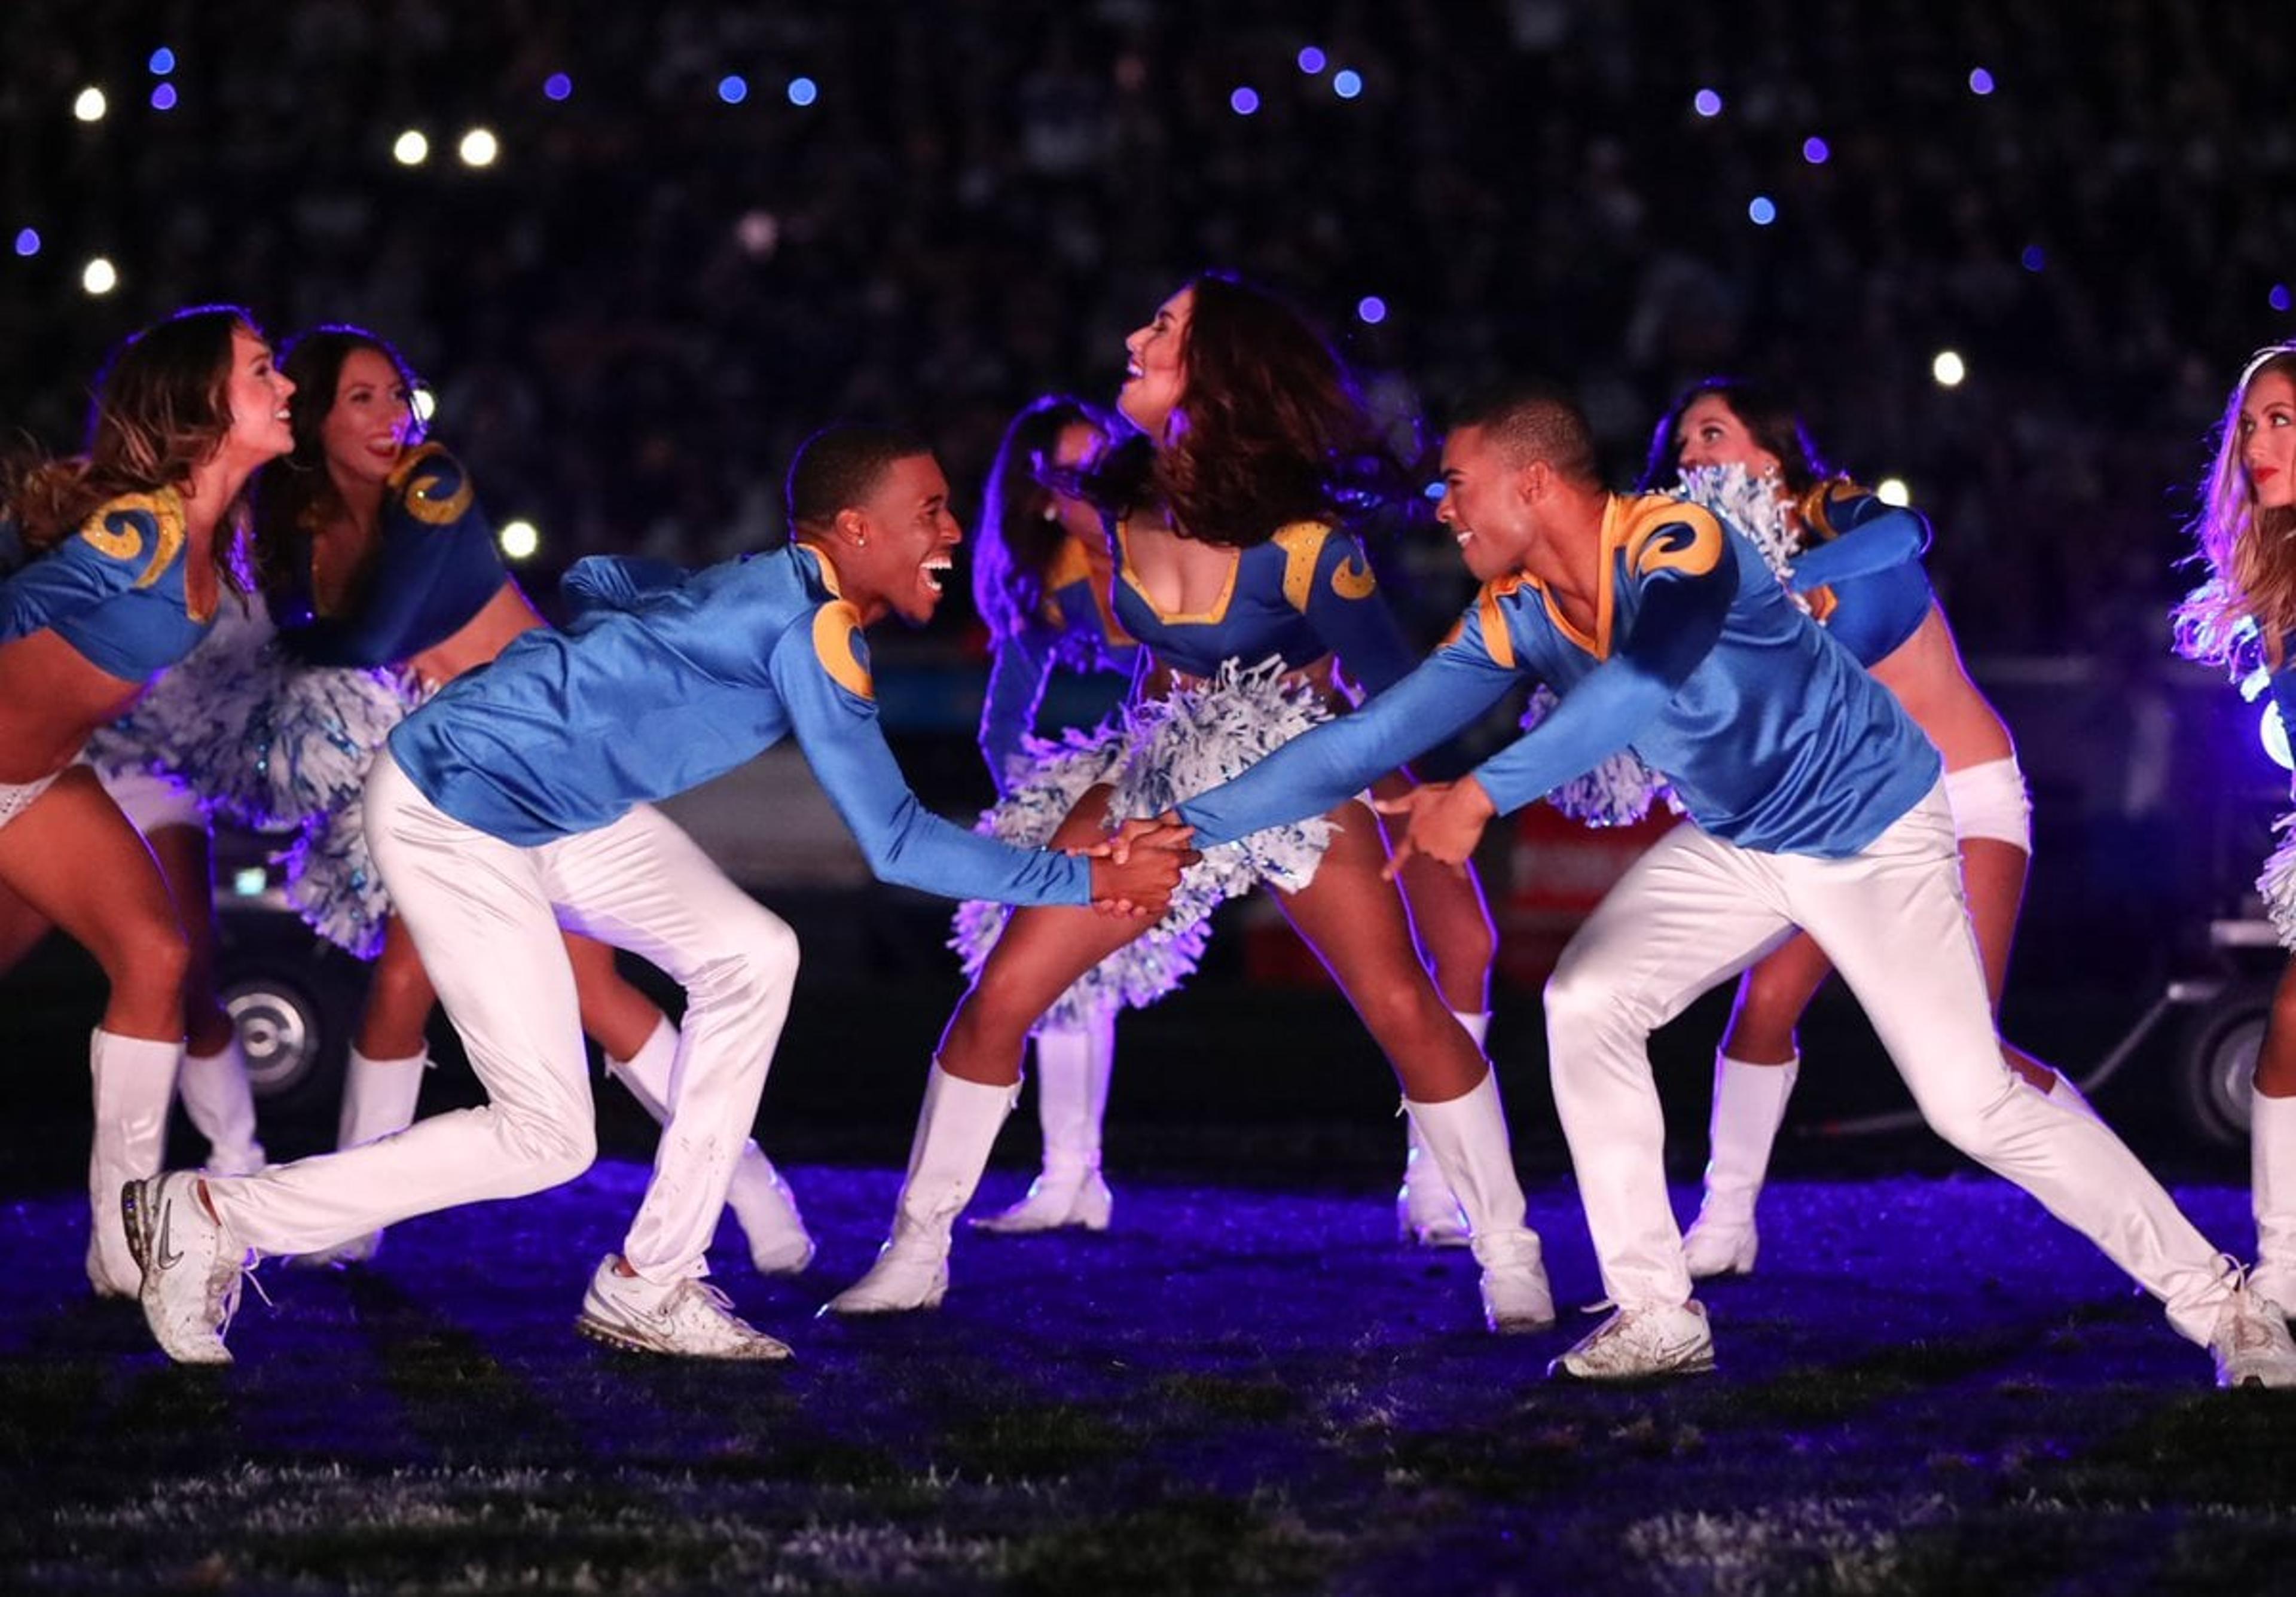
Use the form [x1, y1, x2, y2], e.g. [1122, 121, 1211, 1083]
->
[950, 657, 1338, 1030]
[2260, 811, 2296, 953]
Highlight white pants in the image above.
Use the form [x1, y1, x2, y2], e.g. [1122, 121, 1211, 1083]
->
[1544, 781, 2231, 1342]
[209, 753, 799, 1284]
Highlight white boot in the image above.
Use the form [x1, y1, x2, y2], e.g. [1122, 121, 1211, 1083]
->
[177, 1036, 267, 1177]
[972, 1016, 1114, 1235]
[823, 1063, 1018, 1314]
[2252, 1090, 2296, 1317]
[1404, 1070, 1553, 1333]
[1397, 1010, 1484, 1247]
[606, 1015, 816, 1274]
[1681, 1051, 1797, 1278]
[292, 1048, 428, 1267]
[88, 1029, 182, 1297]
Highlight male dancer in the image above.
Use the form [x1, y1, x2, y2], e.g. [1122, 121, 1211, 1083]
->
[1174, 382, 2296, 1388]
[126, 426, 1193, 1364]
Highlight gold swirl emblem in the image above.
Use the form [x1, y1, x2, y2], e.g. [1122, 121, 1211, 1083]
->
[77, 491, 185, 588]
[390, 444, 476, 526]
[1623, 505, 1723, 580]
[811, 600, 875, 700]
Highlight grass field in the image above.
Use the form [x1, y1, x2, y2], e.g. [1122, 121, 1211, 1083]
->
[6, 1156, 2296, 1595]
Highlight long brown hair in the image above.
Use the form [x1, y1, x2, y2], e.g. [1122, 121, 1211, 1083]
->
[1639, 377, 1831, 497]
[1093, 273, 1407, 549]
[250, 325, 424, 603]
[973, 395, 1114, 642]
[5, 306, 259, 588]
[2173, 346, 2296, 668]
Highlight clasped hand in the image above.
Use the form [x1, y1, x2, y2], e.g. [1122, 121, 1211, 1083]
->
[1068, 816, 1199, 919]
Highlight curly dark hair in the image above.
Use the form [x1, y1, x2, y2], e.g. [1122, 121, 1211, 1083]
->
[1089, 272, 1411, 549]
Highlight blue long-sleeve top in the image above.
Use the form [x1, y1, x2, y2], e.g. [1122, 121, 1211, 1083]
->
[1109, 517, 1418, 694]
[1180, 493, 1939, 859]
[273, 445, 509, 668]
[0, 488, 217, 680]
[1787, 480, 1936, 668]
[386, 541, 1091, 906]
[979, 533, 1140, 794]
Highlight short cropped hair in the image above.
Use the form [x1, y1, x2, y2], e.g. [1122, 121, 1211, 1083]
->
[1451, 381, 1599, 485]
[786, 425, 934, 529]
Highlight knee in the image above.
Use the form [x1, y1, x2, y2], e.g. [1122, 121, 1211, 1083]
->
[688, 911, 801, 1009]
[1544, 946, 1627, 1043]
[105, 913, 190, 1006]
[502, 1107, 596, 1187]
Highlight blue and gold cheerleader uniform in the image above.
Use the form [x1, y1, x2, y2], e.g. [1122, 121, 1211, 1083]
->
[951, 512, 1419, 1027]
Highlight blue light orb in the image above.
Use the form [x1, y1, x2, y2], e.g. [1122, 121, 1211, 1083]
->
[149, 84, 176, 111]
[1748, 196, 1777, 226]
[717, 75, 748, 105]
[1357, 295, 1387, 325]
[1693, 88, 1723, 118]
[1968, 67, 1996, 95]
[148, 48, 175, 75]
[1333, 69, 1363, 100]
[1802, 135, 1830, 164]
[2022, 245, 2047, 272]
[544, 72, 573, 102]
[1230, 86, 1259, 116]
[13, 228, 39, 258]
[787, 77, 818, 106]
[2273, 284, 2293, 314]
[1297, 47, 1327, 75]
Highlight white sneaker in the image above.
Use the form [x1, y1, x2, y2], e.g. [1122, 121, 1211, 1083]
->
[122, 1173, 249, 1366]
[1471, 1230, 1555, 1333]
[2210, 1284, 2296, 1388]
[820, 1233, 949, 1315]
[1549, 1300, 1715, 1383]
[969, 1168, 1113, 1235]
[575, 1256, 792, 1360]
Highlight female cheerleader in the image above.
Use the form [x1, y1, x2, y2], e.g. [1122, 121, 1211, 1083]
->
[0, 306, 292, 1293]
[831, 274, 1540, 1330]
[2173, 343, 2296, 1315]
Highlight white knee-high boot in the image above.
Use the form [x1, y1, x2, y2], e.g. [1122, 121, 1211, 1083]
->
[88, 1029, 182, 1297]
[2252, 1091, 2296, 1315]
[177, 1036, 267, 1177]
[1397, 1010, 1484, 1247]
[972, 1016, 1115, 1235]
[1682, 1051, 1798, 1278]
[606, 1015, 816, 1274]
[293, 1048, 429, 1266]
[823, 1062, 1018, 1314]
[1403, 1069, 1553, 1333]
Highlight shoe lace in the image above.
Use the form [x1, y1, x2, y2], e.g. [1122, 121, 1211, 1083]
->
[210, 1251, 267, 1339]
[668, 1278, 743, 1326]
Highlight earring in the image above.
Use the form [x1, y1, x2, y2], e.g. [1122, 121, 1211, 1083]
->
[1041, 505, 1061, 523]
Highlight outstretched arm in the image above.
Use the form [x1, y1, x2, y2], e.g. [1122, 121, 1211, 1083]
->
[1788, 494, 1932, 593]
[772, 615, 1096, 907]
[1176, 621, 1518, 847]
[562, 555, 692, 621]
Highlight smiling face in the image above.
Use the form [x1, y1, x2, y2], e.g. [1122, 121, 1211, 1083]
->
[1434, 425, 1537, 584]
[2240, 367, 2296, 511]
[1672, 392, 1782, 483]
[316, 347, 417, 495]
[222, 328, 297, 466]
[1117, 286, 1193, 441]
[843, 452, 963, 625]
